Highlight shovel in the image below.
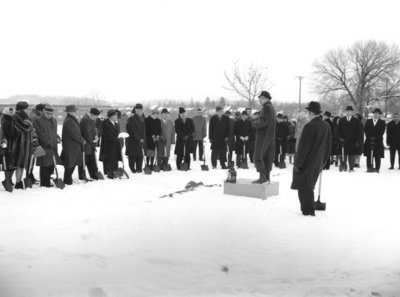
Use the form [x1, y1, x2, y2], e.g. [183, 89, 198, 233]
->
[23, 154, 35, 188]
[52, 154, 65, 189]
[142, 145, 152, 175]
[93, 147, 104, 180]
[162, 145, 172, 171]
[368, 142, 375, 172]
[314, 171, 326, 211]
[116, 138, 130, 178]
[239, 141, 249, 169]
[181, 141, 189, 171]
[226, 144, 234, 169]
[201, 140, 209, 171]
[279, 142, 286, 169]
[339, 146, 347, 172]
[81, 151, 92, 182]
[153, 144, 160, 172]
[1, 155, 13, 192]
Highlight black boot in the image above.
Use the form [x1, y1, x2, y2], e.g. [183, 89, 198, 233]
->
[252, 171, 267, 184]
[15, 181, 25, 190]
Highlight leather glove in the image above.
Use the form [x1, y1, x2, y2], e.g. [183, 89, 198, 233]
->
[1, 140, 7, 148]
[240, 136, 245, 141]
[140, 139, 144, 144]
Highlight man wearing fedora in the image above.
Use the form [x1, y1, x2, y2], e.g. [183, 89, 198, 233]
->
[209, 106, 230, 169]
[125, 104, 146, 173]
[252, 91, 276, 183]
[159, 108, 175, 169]
[192, 108, 207, 161]
[175, 107, 194, 170]
[60, 105, 85, 185]
[387, 112, 400, 169]
[291, 102, 332, 216]
[363, 108, 386, 173]
[337, 106, 363, 172]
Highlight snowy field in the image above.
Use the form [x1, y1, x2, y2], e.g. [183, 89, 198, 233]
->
[1, 148, 400, 297]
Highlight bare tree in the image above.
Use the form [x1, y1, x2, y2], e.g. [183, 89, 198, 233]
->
[224, 62, 272, 108]
[313, 40, 400, 114]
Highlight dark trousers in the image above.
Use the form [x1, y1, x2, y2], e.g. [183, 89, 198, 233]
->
[389, 146, 400, 167]
[63, 166, 76, 185]
[275, 141, 287, 165]
[176, 154, 190, 170]
[298, 187, 315, 214]
[366, 155, 381, 171]
[128, 156, 143, 173]
[40, 165, 55, 187]
[78, 154, 98, 179]
[211, 149, 227, 168]
[193, 140, 204, 160]
[341, 154, 355, 170]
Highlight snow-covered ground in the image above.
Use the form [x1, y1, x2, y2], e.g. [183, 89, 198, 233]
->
[1, 150, 400, 297]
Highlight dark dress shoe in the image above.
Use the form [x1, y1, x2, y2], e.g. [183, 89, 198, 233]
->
[15, 181, 25, 190]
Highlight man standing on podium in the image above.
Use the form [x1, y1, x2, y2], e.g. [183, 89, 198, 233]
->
[252, 91, 276, 184]
[291, 102, 332, 216]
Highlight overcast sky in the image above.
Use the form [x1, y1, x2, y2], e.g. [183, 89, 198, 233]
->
[1, 0, 400, 103]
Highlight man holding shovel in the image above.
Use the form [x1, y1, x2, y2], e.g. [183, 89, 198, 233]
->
[175, 107, 194, 170]
[209, 106, 230, 169]
[291, 102, 332, 216]
[234, 111, 252, 168]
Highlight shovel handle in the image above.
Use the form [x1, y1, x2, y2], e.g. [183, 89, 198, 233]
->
[52, 154, 59, 179]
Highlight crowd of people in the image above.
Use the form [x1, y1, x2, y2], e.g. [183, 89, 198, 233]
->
[0, 96, 399, 194]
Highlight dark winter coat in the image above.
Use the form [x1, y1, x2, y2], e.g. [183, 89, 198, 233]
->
[126, 113, 146, 157]
[33, 114, 61, 167]
[60, 114, 85, 168]
[192, 115, 207, 141]
[291, 116, 332, 190]
[1, 114, 14, 166]
[100, 119, 122, 170]
[363, 118, 386, 158]
[96, 118, 104, 137]
[276, 121, 289, 153]
[386, 120, 400, 148]
[252, 101, 276, 166]
[159, 118, 175, 158]
[175, 117, 194, 155]
[145, 116, 162, 151]
[324, 118, 336, 156]
[80, 114, 97, 155]
[227, 118, 236, 151]
[209, 114, 230, 150]
[234, 119, 252, 155]
[337, 116, 363, 155]
[287, 123, 296, 154]
[11, 110, 35, 170]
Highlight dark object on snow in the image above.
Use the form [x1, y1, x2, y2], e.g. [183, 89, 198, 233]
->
[225, 168, 237, 183]
[314, 171, 326, 211]
[221, 265, 229, 273]
[201, 141, 209, 171]
[160, 181, 221, 198]
[52, 155, 65, 189]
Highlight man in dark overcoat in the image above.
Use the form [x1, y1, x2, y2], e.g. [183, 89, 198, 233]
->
[291, 102, 332, 216]
[33, 104, 61, 187]
[386, 112, 400, 169]
[233, 111, 252, 166]
[246, 107, 256, 163]
[225, 110, 236, 165]
[275, 114, 289, 167]
[78, 108, 100, 180]
[60, 105, 85, 185]
[337, 106, 363, 172]
[209, 106, 230, 169]
[100, 109, 122, 178]
[125, 104, 146, 173]
[175, 107, 194, 170]
[252, 91, 276, 183]
[145, 110, 162, 169]
[363, 108, 386, 173]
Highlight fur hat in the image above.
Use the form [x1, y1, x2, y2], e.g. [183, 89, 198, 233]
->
[16, 101, 29, 111]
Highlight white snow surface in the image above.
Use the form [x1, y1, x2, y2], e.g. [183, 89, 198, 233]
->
[1, 154, 400, 297]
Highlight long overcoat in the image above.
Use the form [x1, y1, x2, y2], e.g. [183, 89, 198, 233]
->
[60, 114, 85, 168]
[159, 118, 175, 158]
[209, 115, 230, 150]
[34, 114, 61, 167]
[125, 113, 146, 157]
[252, 101, 276, 167]
[363, 118, 386, 158]
[291, 117, 332, 190]
[100, 119, 122, 170]
[192, 115, 207, 141]
[1, 114, 14, 167]
[234, 119, 252, 155]
[386, 120, 400, 148]
[11, 110, 34, 170]
[145, 116, 162, 152]
[174, 117, 194, 156]
[337, 116, 363, 155]
[80, 113, 97, 155]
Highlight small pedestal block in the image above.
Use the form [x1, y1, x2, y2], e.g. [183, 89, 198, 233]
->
[223, 178, 279, 200]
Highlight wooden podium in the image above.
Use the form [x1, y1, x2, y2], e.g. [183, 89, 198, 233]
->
[224, 178, 279, 200]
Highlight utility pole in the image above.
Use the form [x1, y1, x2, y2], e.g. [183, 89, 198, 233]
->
[295, 76, 305, 111]
[385, 77, 389, 117]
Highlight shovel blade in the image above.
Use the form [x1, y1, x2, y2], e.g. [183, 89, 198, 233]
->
[163, 164, 172, 171]
[115, 168, 124, 178]
[240, 161, 249, 169]
[201, 164, 209, 171]
[181, 163, 189, 171]
[24, 177, 33, 189]
[314, 201, 326, 211]
[53, 178, 65, 189]
[279, 161, 286, 169]
[153, 165, 160, 173]
[96, 171, 105, 180]
[2, 180, 13, 192]
[144, 166, 152, 175]
[228, 161, 234, 169]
